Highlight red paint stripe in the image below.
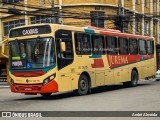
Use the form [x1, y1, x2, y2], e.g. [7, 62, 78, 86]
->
[91, 59, 104, 68]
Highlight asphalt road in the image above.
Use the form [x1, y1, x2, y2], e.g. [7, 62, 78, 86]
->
[0, 79, 160, 120]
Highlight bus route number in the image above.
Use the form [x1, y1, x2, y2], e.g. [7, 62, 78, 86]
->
[78, 66, 88, 69]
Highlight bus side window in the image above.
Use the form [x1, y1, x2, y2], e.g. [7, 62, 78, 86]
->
[75, 32, 91, 55]
[139, 39, 147, 55]
[92, 35, 104, 55]
[106, 36, 118, 54]
[147, 40, 154, 54]
[118, 37, 129, 54]
[129, 38, 138, 54]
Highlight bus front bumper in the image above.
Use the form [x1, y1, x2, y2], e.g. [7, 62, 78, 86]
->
[9, 80, 58, 94]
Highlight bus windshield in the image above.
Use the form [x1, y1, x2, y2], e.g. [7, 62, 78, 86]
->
[9, 37, 55, 69]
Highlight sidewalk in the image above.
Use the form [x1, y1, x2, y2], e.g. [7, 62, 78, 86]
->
[0, 82, 10, 88]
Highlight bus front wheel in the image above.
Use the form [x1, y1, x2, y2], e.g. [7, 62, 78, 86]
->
[123, 70, 138, 87]
[76, 75, 89, 96]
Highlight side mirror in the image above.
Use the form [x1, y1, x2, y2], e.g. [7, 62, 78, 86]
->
[1, 39, 8, 58]
[60, 42, 66, 52]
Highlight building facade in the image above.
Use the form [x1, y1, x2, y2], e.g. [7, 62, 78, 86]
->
[0, 0, 160, 81]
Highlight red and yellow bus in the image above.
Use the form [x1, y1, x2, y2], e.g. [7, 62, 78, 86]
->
[2, 24, 156, 97]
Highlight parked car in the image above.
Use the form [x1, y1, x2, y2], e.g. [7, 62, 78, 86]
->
[155, 70, 160, 81]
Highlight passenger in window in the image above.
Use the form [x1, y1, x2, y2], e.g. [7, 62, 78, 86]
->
[130, 45, 137, 54]
[93, 41, 98, 52]
[98, 42, 103, 54]
[82, 42, 89, 53]
[109, 44, 116, 54]
[130, 45, 134, 54]
[65, 42, 73, 58]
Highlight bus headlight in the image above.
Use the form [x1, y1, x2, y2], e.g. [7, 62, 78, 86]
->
[42, 73, 56, 86]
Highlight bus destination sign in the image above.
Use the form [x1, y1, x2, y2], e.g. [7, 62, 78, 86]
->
[22, 28, 38, 36]
[9, 25, 51, 38]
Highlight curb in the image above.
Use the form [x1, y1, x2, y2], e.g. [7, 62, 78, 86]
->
[0, 86, 10, 88]
[0, 82, 10, 88]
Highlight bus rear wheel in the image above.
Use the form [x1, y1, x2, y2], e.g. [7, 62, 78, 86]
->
[123, 70, 138, 87]
[76, 75, 89, 96]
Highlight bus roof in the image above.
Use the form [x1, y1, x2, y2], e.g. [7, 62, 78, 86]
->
[100, 31, 154, 40]
[9, 23, 154, 40]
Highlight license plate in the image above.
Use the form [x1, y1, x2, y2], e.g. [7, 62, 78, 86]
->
[25, 88, 32, 91]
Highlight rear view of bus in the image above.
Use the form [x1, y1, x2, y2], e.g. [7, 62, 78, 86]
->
[8, 24, 58, 97]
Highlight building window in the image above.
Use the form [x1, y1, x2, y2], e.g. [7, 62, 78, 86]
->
[144, 0, 148, 7]
[90, 11, 105, 28]
[39, 0, 45, 4]
[135, 0, 139, 4]
[135, 19, 139, 34]
[2, 0, 22, 4]
[123, 21, 128, 32]
[153, 22, 155, 36]
[153, 0, 156, 12]
[144, 21, 149, 35]
[31, 15, 53, 24]
[3, 19, 25, 36]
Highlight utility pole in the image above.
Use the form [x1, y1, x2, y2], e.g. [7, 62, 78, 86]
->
[49, 0, 55, 23]
[24, 0, 28, 25]
[0, 9, 2, 46]
[59, 0, 63, 24]
[118, 0, 123, 16]
[117, 0, 124, 32]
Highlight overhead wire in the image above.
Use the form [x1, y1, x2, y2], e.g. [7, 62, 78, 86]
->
[1, 0, 160, 34]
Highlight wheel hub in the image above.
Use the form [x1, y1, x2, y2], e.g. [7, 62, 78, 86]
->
[80, 79, 86, 90]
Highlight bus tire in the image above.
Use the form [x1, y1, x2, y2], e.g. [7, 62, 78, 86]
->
[77, 74, 89, 96]
[123, 70, 138, 87]
[40, 93, 52, 98]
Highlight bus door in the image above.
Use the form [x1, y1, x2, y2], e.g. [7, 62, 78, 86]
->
[55, 30, 74, 91]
